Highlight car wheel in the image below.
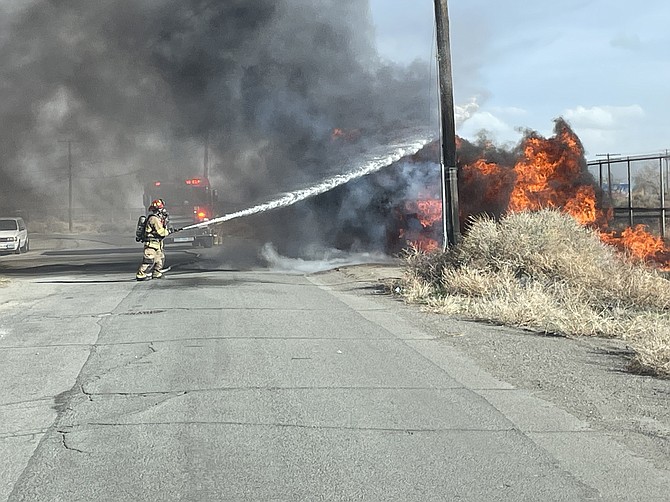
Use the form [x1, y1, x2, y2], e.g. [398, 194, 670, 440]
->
[15, 242, 21, 254]
[21, 240, 29, 253]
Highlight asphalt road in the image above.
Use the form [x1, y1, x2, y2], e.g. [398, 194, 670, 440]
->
[1, 235, 669, 501]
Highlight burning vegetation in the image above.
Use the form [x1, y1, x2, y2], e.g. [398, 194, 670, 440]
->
[257, 118, 667, 267]
[402, 118, 670, 270]
[397, 119, 670, 378]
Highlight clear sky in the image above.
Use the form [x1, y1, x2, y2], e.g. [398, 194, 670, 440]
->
[369, 0, 670, 159]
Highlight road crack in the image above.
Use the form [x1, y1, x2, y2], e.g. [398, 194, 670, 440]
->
[58, 430, 88, 454]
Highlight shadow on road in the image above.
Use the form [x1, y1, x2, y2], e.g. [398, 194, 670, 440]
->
[0, 252, 200, 278]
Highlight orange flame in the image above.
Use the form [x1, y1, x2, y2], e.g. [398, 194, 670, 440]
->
[402, 192, 442, 252]
[414, 200, 442, 228]
[398, 120, 669, 267]
[501, 122, 669, 269]
[600, 225, 670, 268]
[413, 235, 440, 252]
[508, 126, 603, 225]
[460, 159, 516, 216]
[405, 120, 670, 268]
[331, 128, 361, 142]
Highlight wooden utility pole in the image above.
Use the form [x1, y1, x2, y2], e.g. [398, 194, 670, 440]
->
[58, 139, 78, 232]
[434, 0, 460, 248]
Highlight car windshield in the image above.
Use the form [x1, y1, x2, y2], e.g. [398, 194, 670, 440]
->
[0, 219, 18, 231]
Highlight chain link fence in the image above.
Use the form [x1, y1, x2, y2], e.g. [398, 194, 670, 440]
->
[588, 152, 670, 238]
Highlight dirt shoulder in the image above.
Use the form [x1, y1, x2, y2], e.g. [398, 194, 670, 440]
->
[321, 263, 670, 472]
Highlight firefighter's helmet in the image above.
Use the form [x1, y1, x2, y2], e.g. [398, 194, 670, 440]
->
[149, 198, 165, 212]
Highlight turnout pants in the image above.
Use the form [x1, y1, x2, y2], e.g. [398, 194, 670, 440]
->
[136, 242, 165, 279]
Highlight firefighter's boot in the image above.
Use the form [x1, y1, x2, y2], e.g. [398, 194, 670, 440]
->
[136, 270, 148, 281]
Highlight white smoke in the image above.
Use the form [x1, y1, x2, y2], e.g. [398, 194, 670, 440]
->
[455, 97, 480, 127]
[260, 243, 393, 274]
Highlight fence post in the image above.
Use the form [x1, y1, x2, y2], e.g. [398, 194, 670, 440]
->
[661, 156, 666, 239]
[627, 158, 633, 228]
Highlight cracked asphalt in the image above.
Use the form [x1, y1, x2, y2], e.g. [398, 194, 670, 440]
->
[1, 236, 669, 501]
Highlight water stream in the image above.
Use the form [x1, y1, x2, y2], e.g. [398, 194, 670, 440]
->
[181, 135, 433, 231]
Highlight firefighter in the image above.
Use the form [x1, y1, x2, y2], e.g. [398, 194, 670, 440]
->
[136, 198, 171, 281]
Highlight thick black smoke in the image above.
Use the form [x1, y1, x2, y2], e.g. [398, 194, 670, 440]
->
[0, 0, 434, 222]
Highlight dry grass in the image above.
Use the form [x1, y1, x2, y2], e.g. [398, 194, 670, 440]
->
[400, 209, 670, 378]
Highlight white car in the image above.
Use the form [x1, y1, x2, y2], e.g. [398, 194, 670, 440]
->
[0, 217, 29, 254]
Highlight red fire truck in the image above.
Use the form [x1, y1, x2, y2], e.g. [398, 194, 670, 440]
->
[143, 177, 219, 248]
